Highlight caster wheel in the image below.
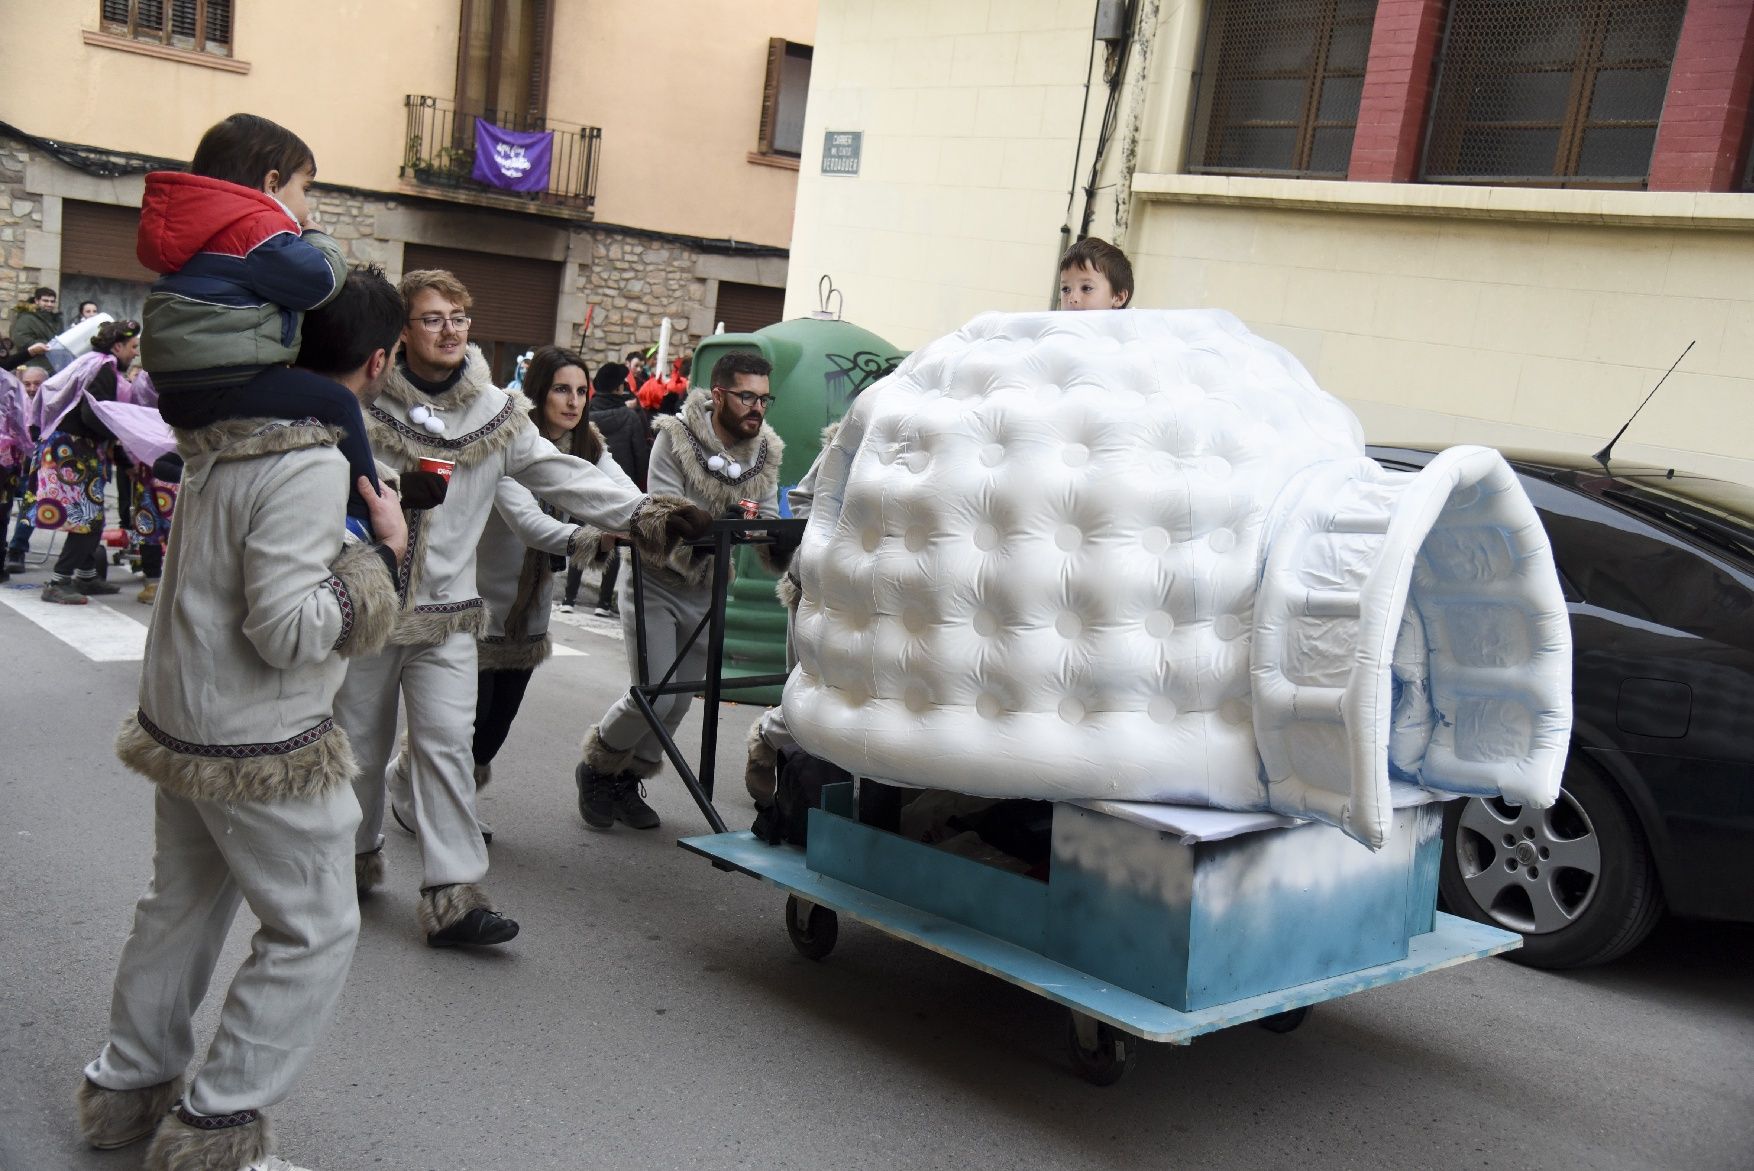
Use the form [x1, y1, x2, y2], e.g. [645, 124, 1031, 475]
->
[1258, 1006, 1311, 1034]
[785, 895, 838, 960]
[1067, 1011, 1137, 1086]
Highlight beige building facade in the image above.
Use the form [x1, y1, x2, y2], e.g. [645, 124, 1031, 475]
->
[785, 0, 1754, 485]
[3, 0, 814, 374]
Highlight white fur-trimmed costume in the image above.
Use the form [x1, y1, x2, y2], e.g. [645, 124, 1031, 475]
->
[587, 389, 786, 778]
[339, 345, 689, 921]
[82, 415, 400, 1165]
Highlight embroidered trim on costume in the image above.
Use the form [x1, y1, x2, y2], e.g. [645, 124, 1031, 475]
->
[369, 397, 518, 452]
[480, 633, 546, 646]
[323, 574, 354, 648]
[414, 598, 483, 616]
[136, 709, 333, 759]
[677, 421, 770, 486]
[397, 510, 423, 601]
[174, 1100, 261, 1130]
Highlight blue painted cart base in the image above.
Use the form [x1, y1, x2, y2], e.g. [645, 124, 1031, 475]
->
[679, 829, 1521, 1046]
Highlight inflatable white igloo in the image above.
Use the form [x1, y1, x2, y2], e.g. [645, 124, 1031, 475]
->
[782, 309, 1572, 848]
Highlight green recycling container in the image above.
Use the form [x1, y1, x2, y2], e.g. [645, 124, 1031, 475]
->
[687, 315, 906, 703]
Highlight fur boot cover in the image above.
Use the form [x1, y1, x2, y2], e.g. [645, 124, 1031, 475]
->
[76, 1076, 181, 1150]
[581, 725, 635, 775]
[745, 719, 779, 804]
[418, 883, 492, 935]
[475, 762, 492, 791]
[143, 1107, 270, 1171]
[355, 849, 385, 896]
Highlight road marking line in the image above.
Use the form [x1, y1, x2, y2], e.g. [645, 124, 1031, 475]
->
[553, 644, 587, 657]
[0, 585, 148, 662]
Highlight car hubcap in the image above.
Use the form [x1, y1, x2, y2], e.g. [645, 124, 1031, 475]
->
[1454, 792, 1602, 935]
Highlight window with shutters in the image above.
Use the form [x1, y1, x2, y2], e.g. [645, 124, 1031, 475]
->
[1421, 0, 1687, 189]
[756, 39, 813, 161]
[100, 0, 233, 57]
[456, 0, 552, 128]
[1187, 0, 1377, 179]
[715, 281, 786, 335]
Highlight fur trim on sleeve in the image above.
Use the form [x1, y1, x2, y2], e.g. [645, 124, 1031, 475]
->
[628, 493, 712, 586]
[568, 524, 613, 570]
[327, 540, 402, 657]
[775, 568, 802, 610]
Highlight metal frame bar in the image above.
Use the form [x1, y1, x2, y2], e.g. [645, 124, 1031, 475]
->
[623, 517, 807, 836]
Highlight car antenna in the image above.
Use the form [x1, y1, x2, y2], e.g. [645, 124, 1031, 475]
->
[1593, 340, 1693, 466]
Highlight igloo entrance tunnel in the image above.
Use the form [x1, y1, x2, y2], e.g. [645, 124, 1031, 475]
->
[782, 309, 1572, 849]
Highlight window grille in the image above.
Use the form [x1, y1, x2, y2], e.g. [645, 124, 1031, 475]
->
[1422, 0, 1685, 188]
[100, 0, 233, 54]
[1188, 0, 1378, 179]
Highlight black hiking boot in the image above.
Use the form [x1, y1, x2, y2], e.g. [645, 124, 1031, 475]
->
[576, 761, 615, 830]
[610, 772, 661, 830]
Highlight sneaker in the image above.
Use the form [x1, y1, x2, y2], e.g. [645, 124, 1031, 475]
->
[76, 576, 121, 596]
[557, 601, 575, 613]
[137, 581, 158, 605]
[4, 551, 24, 574]
[610, 772, 661, 830]
[593, 605, 618, 619]
[42, 580, 88, 605]
[575, 761, 615, 830]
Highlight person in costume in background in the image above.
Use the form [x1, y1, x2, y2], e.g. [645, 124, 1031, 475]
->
[574, 351, 796, 831]
[26, 319, 140, 605]
[560, 361, 648, 615]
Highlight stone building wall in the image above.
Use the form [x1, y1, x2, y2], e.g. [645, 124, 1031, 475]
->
[1, 135, 785, 375]
[0, 142, 47, 346]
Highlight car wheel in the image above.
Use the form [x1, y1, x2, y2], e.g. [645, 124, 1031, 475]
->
[1438, 759, 1663, 969]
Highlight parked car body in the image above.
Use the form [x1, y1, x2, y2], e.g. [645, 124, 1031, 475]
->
[1369, 446, 1754, 967]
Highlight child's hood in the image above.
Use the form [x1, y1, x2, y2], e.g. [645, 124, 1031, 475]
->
[136, 172, 300, 275]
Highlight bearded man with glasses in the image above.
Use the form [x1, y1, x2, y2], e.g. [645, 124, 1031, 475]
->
[574, 350, 793, 831]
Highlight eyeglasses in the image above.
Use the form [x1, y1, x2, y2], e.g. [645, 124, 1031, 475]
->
[721, 389, 776, 409]
[409, 314, 472, 333]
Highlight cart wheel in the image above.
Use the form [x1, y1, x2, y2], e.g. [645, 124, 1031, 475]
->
[1258, 1006, 1311, 1034]
[1067, 1011, 1137, 1086]
[785, 895, 838, 960]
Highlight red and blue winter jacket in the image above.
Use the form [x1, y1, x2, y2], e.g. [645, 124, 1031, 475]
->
[136, 172, 347, 389]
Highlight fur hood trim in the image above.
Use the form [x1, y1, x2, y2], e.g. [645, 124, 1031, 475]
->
[144, 1107, 269, 1171]
[477, 633, 552, 671]
[375, 344, 493, 414]
[367, 346, 531, 471]
[654, 390, 785, 508]
[330, 540, 402, 658]
[176, 417, 343, 462]
[117, 711, 357, 805]
[419, 882, 492, 934]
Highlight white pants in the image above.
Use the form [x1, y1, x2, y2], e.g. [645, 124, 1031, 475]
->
[337, 632, 488, 888]
[595, 574, 711, 768]
[85, 783, 361, 1116]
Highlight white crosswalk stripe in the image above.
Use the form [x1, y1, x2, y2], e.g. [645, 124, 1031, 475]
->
[0, 584, 150, 662]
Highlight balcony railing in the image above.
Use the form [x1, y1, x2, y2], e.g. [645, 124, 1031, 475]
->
[401, 95, 601, 216]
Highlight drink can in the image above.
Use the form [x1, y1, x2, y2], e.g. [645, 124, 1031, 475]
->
[417, 456, 456, 482]
[739, 498, 760, 519]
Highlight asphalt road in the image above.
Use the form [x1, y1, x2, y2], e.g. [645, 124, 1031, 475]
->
[2, 562, 1751, 1171]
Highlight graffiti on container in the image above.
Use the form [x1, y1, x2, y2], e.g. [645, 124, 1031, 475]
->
[823, 351, 902, 415]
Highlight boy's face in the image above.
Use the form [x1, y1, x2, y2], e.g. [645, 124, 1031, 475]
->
[1059, 263, 1128, 310]
[267, 164, 316, 226]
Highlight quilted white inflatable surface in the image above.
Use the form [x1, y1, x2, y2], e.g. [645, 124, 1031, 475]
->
[783, 309, 1572, 847]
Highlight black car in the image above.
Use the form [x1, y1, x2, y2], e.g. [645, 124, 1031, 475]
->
[1369, 446, 1754, 968]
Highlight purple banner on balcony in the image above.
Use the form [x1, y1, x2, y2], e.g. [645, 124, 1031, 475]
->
[472, 120, 553, 192]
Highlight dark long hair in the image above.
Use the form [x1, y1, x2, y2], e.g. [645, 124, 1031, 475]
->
[523, 346, 599, 461]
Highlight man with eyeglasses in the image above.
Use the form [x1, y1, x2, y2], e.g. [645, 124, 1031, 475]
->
[337, 268, 713, 948]
[574, 350, 793, 831]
